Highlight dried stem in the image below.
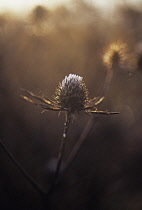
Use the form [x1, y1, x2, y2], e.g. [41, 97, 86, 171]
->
[54, 112, 71, 180]
[64, 117, 97, 169]
[0, 139, 46, 196]
[55, 116, 99, 184]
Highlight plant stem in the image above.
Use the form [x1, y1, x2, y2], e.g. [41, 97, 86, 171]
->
[55, 116, 99, 185]
[64, 117, 95, 169]
[101, 67, 113, 97]
[0, 139, 46, 196]
[54, 112, 71, 180]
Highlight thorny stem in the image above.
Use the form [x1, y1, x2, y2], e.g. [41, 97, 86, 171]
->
[0, 139, 46, 196]
[54, 112, 71, 180]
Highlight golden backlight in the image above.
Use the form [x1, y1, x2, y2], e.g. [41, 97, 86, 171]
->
[0, 0, 141, 14]
[0, 0, 71, 14]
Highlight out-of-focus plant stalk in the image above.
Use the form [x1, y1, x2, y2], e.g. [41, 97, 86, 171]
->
[101, 67, 113, 97]
[0, 139, 46, 196]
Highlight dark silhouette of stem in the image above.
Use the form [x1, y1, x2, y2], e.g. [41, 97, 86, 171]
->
[0, 139, 46, 196]
[56, 116, 98, 183]
[54, 112, 71, 180]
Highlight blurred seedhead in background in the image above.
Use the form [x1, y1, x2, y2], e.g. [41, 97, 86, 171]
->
[31, 5, 49, 24]
[103, 41, 132, 70]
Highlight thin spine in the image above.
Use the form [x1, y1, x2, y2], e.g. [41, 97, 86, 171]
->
[21, 95, 61, 111]
[22, 89, 58, 107]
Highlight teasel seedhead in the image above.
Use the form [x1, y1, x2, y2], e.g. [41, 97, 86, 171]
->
[21, 74, 119, 117]
[103, 40, 130, 69]
[55, 74, 88, 113]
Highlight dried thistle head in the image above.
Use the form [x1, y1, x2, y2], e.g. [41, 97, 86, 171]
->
[21, 74, 119, 117]
[55, 74, 88, 113]
[103, 40, 130, 69]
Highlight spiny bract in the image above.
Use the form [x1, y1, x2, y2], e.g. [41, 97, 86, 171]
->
[21, 74, 119, 116]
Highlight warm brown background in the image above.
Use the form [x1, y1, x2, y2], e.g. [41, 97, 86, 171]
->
[0, 1, 142, 209]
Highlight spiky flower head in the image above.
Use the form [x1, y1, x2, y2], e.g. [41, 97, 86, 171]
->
[103, 41, 129, 69]
[55, 74, 88, 113]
